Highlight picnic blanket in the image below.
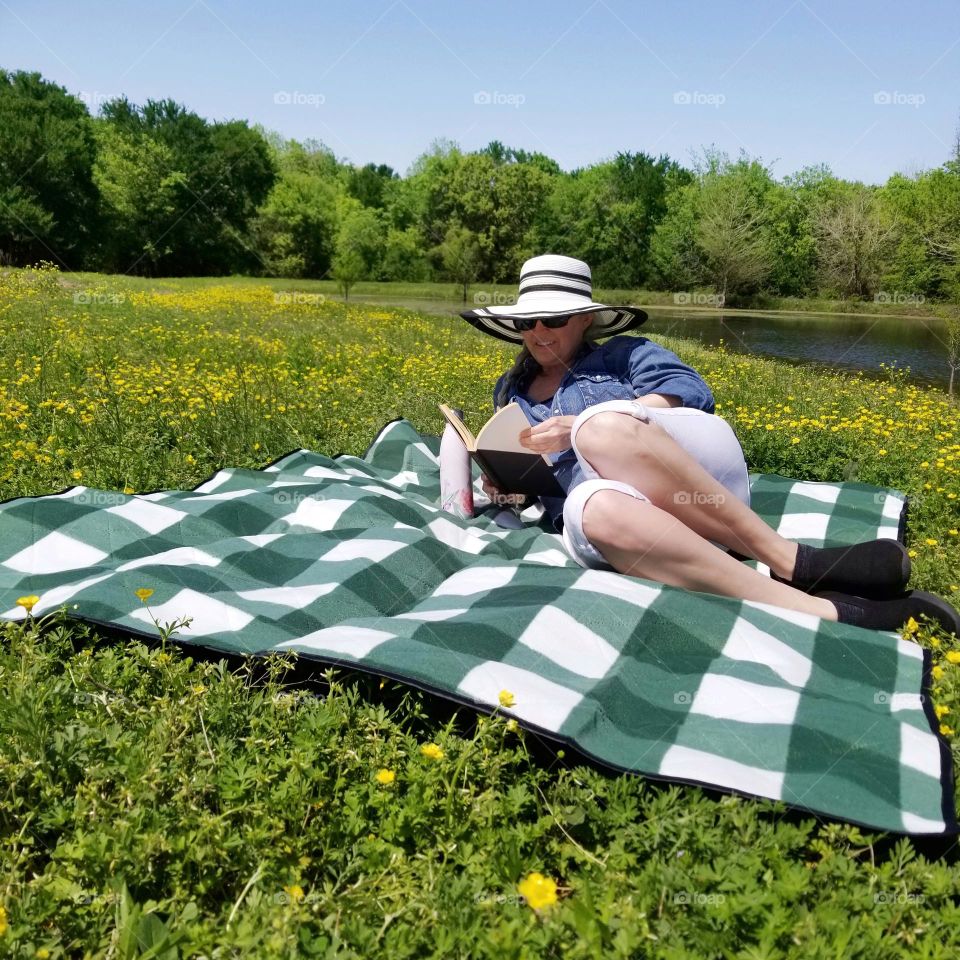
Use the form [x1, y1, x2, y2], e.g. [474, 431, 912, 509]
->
[0, 418, 955, 835]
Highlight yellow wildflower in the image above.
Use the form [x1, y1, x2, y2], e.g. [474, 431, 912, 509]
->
[283, 884, 305, 902]
[0, 905, 6, 936]
[902, 617, 919, 637]
[16, 594, 40, 613]
[946, 651, 960, 664]
[939, 724, 954, 737]
[135, 587, 154, 602]
[925, 538, 938, 547]
[506, 718, 518, 732]
[518, 872, 558, 911]
[932, 665, 945, 680]
[498, 689, 516, 708]
[375, 768, 395, 785]
[420, 743, 444, 761]
[935, 705, 950, 719]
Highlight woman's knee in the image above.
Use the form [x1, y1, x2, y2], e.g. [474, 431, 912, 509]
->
[580, 488, 654, 552]
[573, 409, 658, 466]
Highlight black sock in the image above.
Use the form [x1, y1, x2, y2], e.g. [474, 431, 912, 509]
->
[777, 540, 910, 597]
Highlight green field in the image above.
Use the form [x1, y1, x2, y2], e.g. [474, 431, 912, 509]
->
[50, 272, 948, 321]
[2, 266, 960, 958]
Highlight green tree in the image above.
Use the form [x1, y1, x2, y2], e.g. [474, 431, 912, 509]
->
[648, 177, 701, 291]
[334, 201, 385, 279]
[813, 182, 895, 299]
[696, 162, 775, 301]
[99, 97, 275, 274]
[437, 224, 482, 300]
[332, 249, 365, 300]
[93, 124, 187, 274]
[0, 70, 99, 267]
[882, 164, 960, 299]
[252, 170, 338, 278]
[766, 165, 837, 297]
[346, 163, 397, 209]
[381, 226, 431, 282]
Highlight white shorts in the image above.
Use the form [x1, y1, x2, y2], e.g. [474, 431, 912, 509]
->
[560, 400, 751, 570]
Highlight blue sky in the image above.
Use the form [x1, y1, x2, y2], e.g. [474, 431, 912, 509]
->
[2, 0, 958, 183]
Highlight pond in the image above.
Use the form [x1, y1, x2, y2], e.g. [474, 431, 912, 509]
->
[346, 295, 952, 390]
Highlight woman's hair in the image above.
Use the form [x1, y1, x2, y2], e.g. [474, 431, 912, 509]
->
[494, 314, 597, 409]
[495, 347, 539, 410]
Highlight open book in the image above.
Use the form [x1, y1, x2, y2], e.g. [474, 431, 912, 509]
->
[438, 403, 565, 497]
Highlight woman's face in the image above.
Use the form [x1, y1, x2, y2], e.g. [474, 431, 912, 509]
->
[520, 312, 593, 371]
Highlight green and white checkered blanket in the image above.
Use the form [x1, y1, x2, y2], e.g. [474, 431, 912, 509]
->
[0, 419, 954, 835]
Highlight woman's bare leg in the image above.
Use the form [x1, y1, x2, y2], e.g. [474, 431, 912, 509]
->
[575, 412, 800, 579]
[580, 490, 838, 619]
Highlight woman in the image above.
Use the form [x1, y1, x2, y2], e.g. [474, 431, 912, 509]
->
[461, 254, 960, 634]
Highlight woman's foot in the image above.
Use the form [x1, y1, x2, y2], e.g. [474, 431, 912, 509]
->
[817, 589, 960, 636]
[773, 539, 910, 598]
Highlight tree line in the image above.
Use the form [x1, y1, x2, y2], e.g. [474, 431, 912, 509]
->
[3, 68, 960, 304]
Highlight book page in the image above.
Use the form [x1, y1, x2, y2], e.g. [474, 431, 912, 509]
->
[437, 403, 477, 450]
[475, 403, 539, 455]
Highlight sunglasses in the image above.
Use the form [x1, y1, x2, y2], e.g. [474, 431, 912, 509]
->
[512, 315, 572, 332]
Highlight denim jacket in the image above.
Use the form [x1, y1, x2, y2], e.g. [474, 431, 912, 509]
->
[491, 335, 715, 531]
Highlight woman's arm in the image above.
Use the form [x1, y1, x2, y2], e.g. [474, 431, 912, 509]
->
[634, 392, 681, 408]
[620, 337, 715, 412]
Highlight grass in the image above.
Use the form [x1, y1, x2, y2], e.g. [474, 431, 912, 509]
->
[2, 265, 960, 957]
[46, 270, 950, 321]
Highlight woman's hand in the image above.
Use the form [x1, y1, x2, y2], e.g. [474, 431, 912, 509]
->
[481, 473, 530, 509]
[480, 473, 504, 503]
[518, 415, 578, 455]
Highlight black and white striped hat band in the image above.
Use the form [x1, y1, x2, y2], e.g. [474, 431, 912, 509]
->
[518, 267, 593, 298]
